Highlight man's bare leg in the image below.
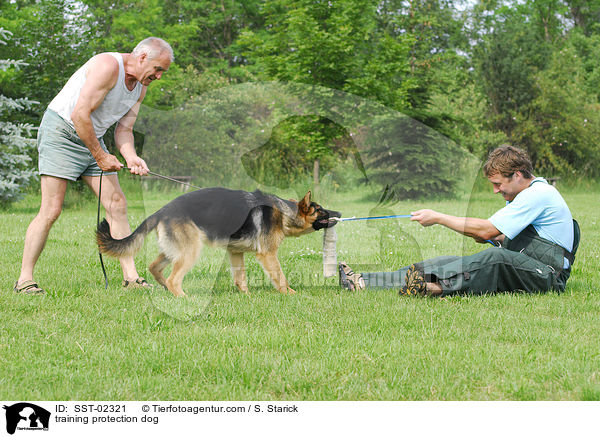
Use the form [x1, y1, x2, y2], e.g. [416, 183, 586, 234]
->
[17, 175, 68, 285]
[83, 174, 140, 281]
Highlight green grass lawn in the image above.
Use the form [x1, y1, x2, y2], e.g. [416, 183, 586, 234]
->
[1, 180, 599, 400]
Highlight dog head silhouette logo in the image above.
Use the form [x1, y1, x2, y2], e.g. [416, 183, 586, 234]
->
[3, 403, 50, 435]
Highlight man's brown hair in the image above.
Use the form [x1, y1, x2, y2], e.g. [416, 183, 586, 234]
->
[483, 144, 534, 179]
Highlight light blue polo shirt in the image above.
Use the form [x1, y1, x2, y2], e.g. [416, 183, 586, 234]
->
[489, 177, 573, 268]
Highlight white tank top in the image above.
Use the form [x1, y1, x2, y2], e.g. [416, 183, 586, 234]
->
[48, 52, 143, 138]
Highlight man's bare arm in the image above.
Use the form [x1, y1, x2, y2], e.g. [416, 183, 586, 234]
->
[70, 54, 122, 172]
[114, 87, 149, 175]
[411, 209, 502, 241]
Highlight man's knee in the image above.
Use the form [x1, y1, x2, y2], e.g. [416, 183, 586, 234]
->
[106, 191, 128, 218]
[39, 204, 62, 226]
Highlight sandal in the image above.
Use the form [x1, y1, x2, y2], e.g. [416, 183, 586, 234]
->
[338, 262, 365, 291]
[122, 277, 154, 289]
[13, 280, 45, 295]
[399, 263, 427, 296]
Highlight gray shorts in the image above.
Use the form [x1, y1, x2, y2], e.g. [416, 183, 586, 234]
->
[38, 109, 117, 181]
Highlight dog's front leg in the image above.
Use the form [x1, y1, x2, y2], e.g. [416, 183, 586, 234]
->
[256, 251, 295, 294]
[228, 251, 249, 294]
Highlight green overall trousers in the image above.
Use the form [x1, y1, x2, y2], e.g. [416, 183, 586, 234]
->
[362, 220, 579, 296]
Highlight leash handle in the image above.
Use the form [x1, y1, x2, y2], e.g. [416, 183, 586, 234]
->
[334, 214, 412, 222]
[121, 166, 202, 190]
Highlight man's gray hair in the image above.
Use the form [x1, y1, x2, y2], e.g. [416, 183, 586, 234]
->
[132, 37, 174, 62]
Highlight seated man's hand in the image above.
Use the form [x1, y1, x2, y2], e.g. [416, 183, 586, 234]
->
[473, 235, 503, 246]
[410, 209, 440, 227]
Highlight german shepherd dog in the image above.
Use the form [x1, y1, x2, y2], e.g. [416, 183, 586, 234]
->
[97, 188, 340, 297]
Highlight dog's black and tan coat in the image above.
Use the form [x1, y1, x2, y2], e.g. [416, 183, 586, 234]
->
[97, 188, 340, 297]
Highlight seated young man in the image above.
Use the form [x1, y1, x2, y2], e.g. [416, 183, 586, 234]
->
[339, 145, 579, 296]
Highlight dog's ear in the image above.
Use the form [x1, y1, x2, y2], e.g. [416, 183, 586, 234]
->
[298, 191, 312, 214]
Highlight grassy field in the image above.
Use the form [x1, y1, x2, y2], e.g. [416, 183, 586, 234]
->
[1, 179, 599, 400]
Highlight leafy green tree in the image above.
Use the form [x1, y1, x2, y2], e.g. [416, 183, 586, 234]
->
[235, 1, 413, 189]
[472, 3, 554, 136]
[233, 0, 473, 197]
[82, 0, 164, 53]
[468, 0, 600, 174]
[240, 115, 353, 190]
[512, 38, 600, 176]
[564, 0, 600, 35]
[566, 30, 600, 100]
[0, 0, 89, 117]
[376, 0, 470, 119]
[237, 1, 379, 88]
[427, 56, 508, 158]
[162, 0, 263, 72]
[0, 28, 37, 206]
[528, 0, 568, 41]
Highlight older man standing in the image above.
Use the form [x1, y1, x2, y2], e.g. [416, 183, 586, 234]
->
[14, 37, 173, 294]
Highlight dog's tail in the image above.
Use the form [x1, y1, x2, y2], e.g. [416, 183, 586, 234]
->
[96, 213, 160, 258]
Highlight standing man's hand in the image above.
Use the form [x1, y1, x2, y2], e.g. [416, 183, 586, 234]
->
[126, 156, 149, 176]
[94, 151, 123, 172]
[410, 209, 441, 227]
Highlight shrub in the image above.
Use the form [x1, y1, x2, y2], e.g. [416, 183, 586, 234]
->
[0, 28, 37, 207]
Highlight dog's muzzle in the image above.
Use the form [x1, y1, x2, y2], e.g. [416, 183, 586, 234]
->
[313, 209, 341, 230]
